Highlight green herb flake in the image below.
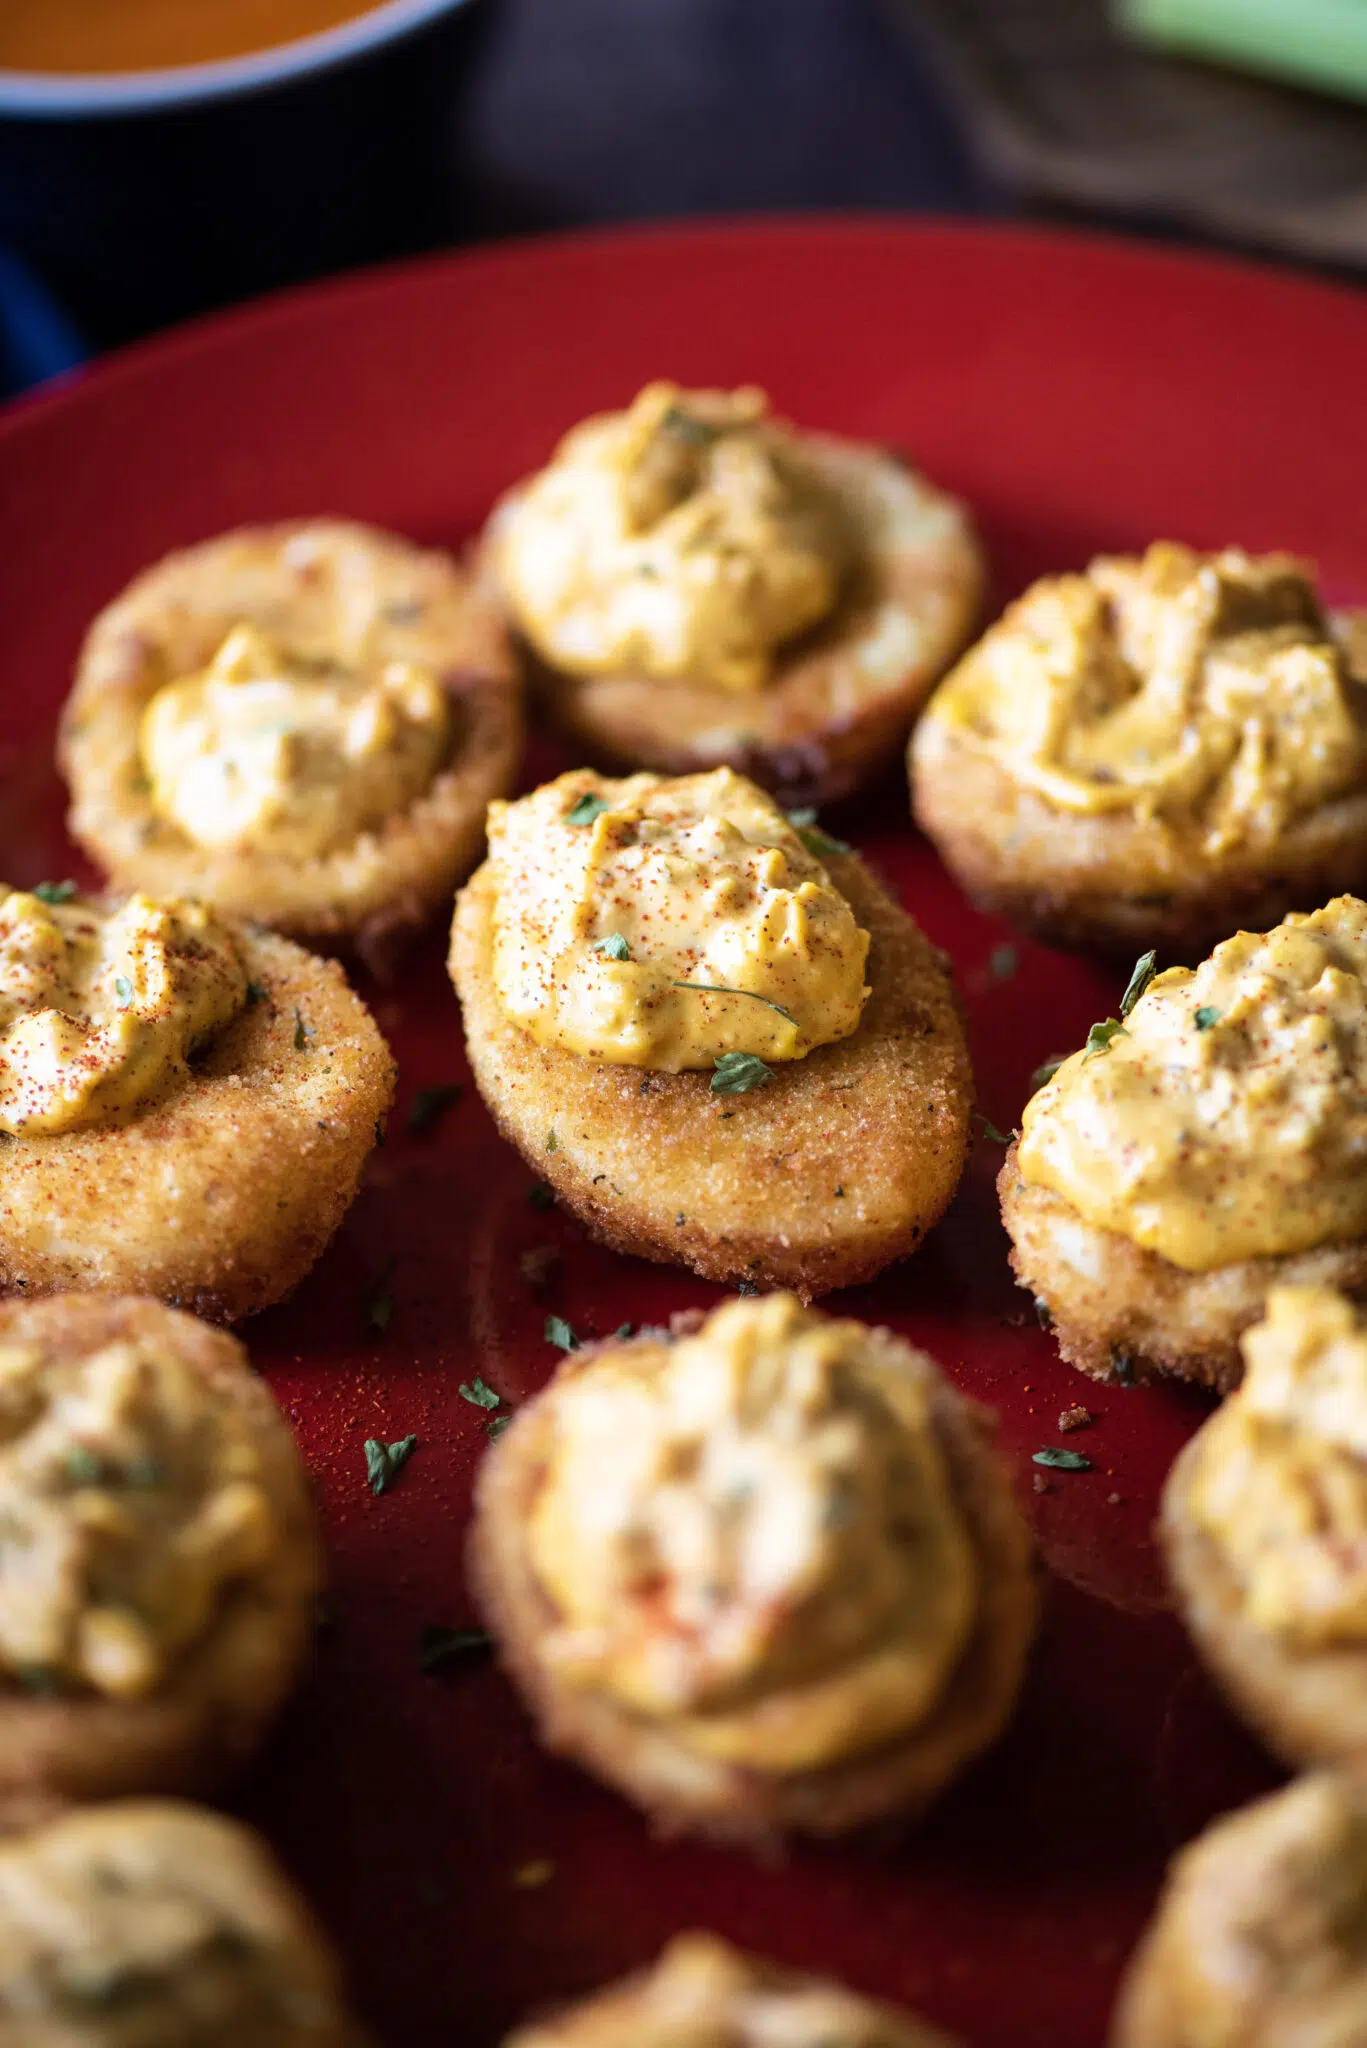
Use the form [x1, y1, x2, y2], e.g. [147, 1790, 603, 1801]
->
[545, 1315, 580, 1353]
[786, 807, 852, 857]
[566, 793, 609, 827]
[66, 1447, 103, 1486]
[364, 1435, 418, 1496]
[1083, 1018, 1127, 1061]
[975, 1114, 1014, 1145]
[672, 980, 796, 1025]
[1120, 950, 1158, 1018]
[407, 1083, 462, 1136]
[293, 1008, 310, 1051]
[661, 405, 720, 446]
[417, 1623, 491, 1673]
[989, 943, 1019, 981]
[593, 933, 632, 961]
[1032, 1056, 1066, 1087]
[245, 981, 268, 1007]
[527, 1181, 555, 1210]
[613, 1321, 635, 1340]
[711, 1051, 775, 1095]
[459, 1376, 500, 1410]
[32, 880, 77, 905]
[1194, 1006, 1221, 1032]
[487, 1412, 513, 1439]
[545, 1128, 558, 1154]
[1032, 1446, 1093, 1472]
[113, 975, 133, 1010]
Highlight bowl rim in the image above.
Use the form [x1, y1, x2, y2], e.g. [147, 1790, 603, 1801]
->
[0, 0, 474, 118]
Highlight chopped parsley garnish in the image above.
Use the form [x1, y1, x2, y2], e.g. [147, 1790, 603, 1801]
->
[661, 405, 720, 446]
[407, 1083, 462, 1136]
[672, 980, 796, 1025]
[1032, 1056, 1067, 1087]
[113, 975, 133, 1010]
[1032, 1446, 1093, 1472]
[459, 1376, 500, 1410]
[975, 1114, 1014, 1145]
[1083, 1018, 1127, 1061]
[487, 1412, 513, 1438]
[1194, 1005, 1221, 1031]
[545, 1315, 580, 1353]
[417, 1623, 491, 1673]
[293, 1008, 311, 1051]
[528, 1181, 555, 1210]
[545, 1128, 558, 1153]
[711, 1051, 774, 1095]
[364, 1435, 417, 1495]
[786, 807, 852, 857]
[245, 981, 268, 1006]
[566, 793, 608, 826]
[593, 934, 632, 961]
[66, 1447, 103, 1485]
[32, 880, 77, 905]
[1120, 950, 1158, 1018]
[613, 1321, 635, 1340]
[989, 943, 1019, 981]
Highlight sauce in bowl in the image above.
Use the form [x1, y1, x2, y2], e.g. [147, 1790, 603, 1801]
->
[0, 0, 381, 74]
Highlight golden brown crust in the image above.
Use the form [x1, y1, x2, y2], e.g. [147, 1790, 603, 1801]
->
[998, 1145, 1367, 1393]
[1162, 1433, 1367, 1769]
[0, 1298, 321, 1828]
[469, 1318, 1037, 1847]
[450, 853, 973, 1299]
[485, 442, 983, 808]
[59, 519, 523, 973]
[0, 922, 395, 1322]
[911, 615, 1367, 958]
[508, 1931, 960, 2047]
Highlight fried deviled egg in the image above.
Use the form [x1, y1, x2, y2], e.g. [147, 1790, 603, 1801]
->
[912, 543, 1367, 954]
[507, 1931, 959, 2048]
[470, 1294, 1037, 1845]
[1001, 901, 1367, 1390]
[1162, 1287, 1367, 1767]
[1113, 1770, 1367, 2048]
[0, 882, 393, 1319]
[0, 1295, 319, 1821]
[0, 1800, 369, 2045]
[482, 382, 982, 805]
[450, 766, 972, 1298]
[60, 520, 521, 972]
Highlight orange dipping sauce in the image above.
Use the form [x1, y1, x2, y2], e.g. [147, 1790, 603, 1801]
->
[0, 0, 385, 74]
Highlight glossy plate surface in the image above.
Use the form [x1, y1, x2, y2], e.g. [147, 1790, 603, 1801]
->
[1, 219, 1365, 2047]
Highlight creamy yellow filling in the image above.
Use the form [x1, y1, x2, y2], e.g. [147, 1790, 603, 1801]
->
[926, 542, 1363, 847]
[1018, 898, 1367, 1272]
[488, 767, 870, 1071]
[497, 381, 853, 694]
[1187, 1288, 1367, 1647]
[140, 620, 449, 860]
[526, 1295, 977, 1774]
[0, 887, 246, 1135]
[0, 1335, 278, 1699]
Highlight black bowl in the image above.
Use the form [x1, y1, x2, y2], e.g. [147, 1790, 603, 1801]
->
[0, 0, 485, 349]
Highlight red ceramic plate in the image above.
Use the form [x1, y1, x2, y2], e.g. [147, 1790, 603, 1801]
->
[2, 219, 1366, 2048]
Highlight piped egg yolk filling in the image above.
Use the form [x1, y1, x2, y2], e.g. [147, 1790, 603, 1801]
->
[1187, 1287, 1367, 1648]
[139, 620, 449, 861]
[487, 767, 870, 1070]
[0, 887, 245, 1135]
[1017, 897, 1367, 1272]
[526, 1294, 977, 1774]
[0, 1335, 279, 1700]
[927, 542, 1364, 849]
[497, 381, 853, 694]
